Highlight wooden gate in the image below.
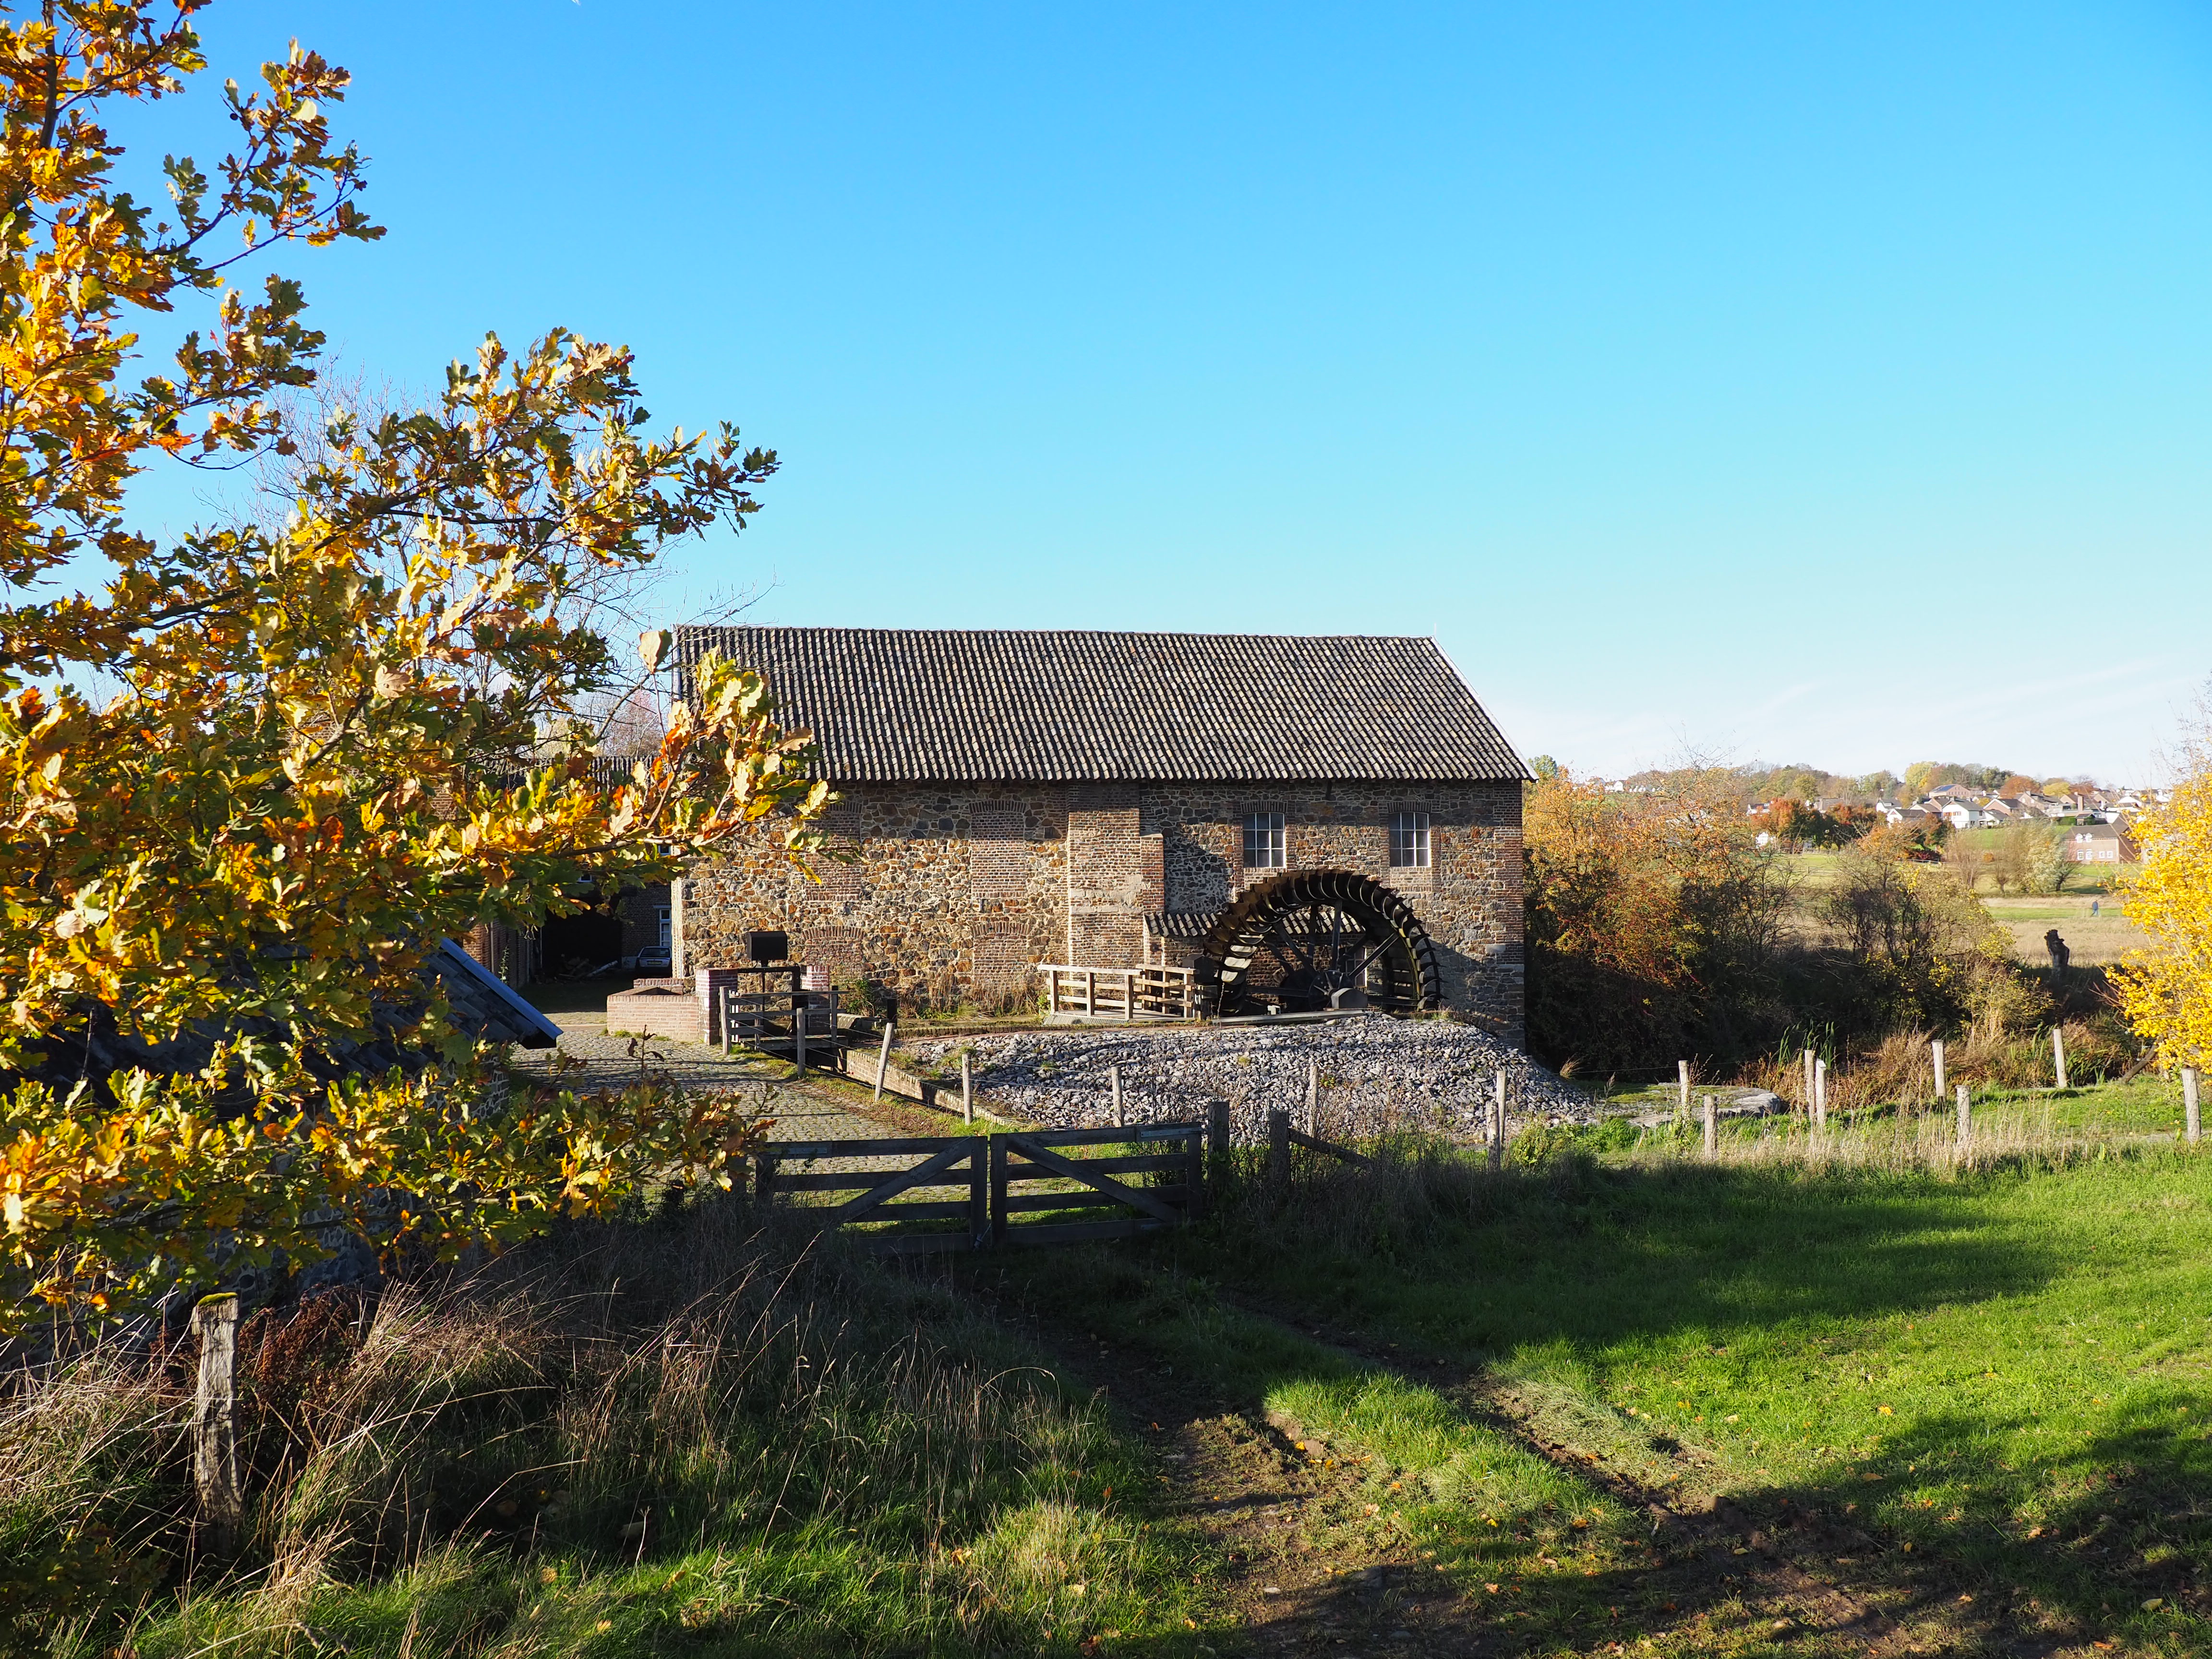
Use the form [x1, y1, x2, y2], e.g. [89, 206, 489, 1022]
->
[756, 1134, 988, 1254]
[754, 1122, 1207, 1251]
[992, 1123, 1206, 1246]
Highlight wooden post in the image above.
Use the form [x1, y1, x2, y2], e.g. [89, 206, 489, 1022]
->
[1677, 1059, 1690, 1117]
[1488, 1070, 1506, 1171]
[1956, 1083, 1971, 1148]
[793, 981, 808, 1076]
[1111, 1064, 1124, 1128]
[1047, 970, 1059, 1017]
[1208, 1098, 1232, 1189]
[989, 1134, 1010, 1244]
[1802, 1048, 1815, 1115]
[1268, 1107, 1290, 1186]
[1813, 1058, 1827, 1131]
[1702, 1095, 1717, 1162]
[874, 1021, 895, 1102]
[968, 1136, 989, 1250]
[2053, 1026, 2069, 1091]
[1085, 969, 1096, 1017]
[1932, 1038, 1946, 1100]
[2185, 1068, 2201, 1145]
[192, 1293, 242, 1556]
[1306, 1058, 1320, 1137]
[961, 1050, 974, 1124]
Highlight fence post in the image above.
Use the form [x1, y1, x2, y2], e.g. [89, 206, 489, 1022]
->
[1802, 1049, 1816, 1115]
[1111, 1064, 1124, 1128]
[2053, 1026, 2069, 1091]
[192, 1293, 242, 1557]
[1932, 1038, 1946, 1100]
[962, 1051, 974, 1124]
[1702, 1095, 1717, 1162]
[873, 1021, 895, 1102]
[1268, 1107, 1290, 1186]
[794, 983, 808, 1076]
[1184, 1126, 1207, 1222]
[1678, 1059, 1690, 1118]
[989, 1134, 1010, 1244]
[969, 1135, 989, 1250]
[1208, 1098, 1232, 1190]
[1813, 1059, 1827, 1132]
[1956, 1083, 1972, 1149]
[2186, 1068, 2201, 1145]
[1490, 1069, 1507, 1170]
[1306, 1058, 1320, 1137]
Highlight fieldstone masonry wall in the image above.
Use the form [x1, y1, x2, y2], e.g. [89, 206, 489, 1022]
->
[680, 779, 1524, 1041]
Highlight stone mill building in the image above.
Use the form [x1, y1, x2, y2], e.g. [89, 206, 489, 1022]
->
[669, 627, 1530, 1043]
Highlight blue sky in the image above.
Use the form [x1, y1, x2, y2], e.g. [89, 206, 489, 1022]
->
[122, 2, 2212, 781]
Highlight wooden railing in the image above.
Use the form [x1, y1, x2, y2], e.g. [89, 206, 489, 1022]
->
[1036, 963, 1197, 1021]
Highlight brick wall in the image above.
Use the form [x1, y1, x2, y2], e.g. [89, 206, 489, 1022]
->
[681, 778, 1524, 1042]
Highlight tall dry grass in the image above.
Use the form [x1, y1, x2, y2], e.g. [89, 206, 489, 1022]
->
[1739, 1014, 2139, 1116]
[1627, 1096, 2114, 1177]
[2, 1198, 1177, 1653]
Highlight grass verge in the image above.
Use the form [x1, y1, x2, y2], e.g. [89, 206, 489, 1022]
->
[3, 1202, 1219, 1658]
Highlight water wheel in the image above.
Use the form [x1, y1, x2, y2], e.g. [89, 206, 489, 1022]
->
[1193, 869, 1441, 1016]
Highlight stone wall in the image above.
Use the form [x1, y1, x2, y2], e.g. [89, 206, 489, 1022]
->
[680, 778, 1523, 1040]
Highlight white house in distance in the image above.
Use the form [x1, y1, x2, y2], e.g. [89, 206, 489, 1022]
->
[2066, 824, 2140, 864]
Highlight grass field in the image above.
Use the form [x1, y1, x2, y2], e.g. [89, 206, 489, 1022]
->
[1983, 893, 2146, 967]
[1772, 850, 2148, 967]
[1083, 1111, 2212, 1655]
[21, 1084, 2212, 1657]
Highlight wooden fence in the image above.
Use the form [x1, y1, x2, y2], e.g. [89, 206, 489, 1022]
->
[1036, 963, 1197, 1021]
[757, 1120, 1211, 1251]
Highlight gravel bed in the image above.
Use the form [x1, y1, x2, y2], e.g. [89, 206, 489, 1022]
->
[902, 1015, 1597, 1146]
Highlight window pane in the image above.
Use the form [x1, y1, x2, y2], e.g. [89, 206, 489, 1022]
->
[1391, 811, 1431, 867]
[1244, 812, 1286, 868]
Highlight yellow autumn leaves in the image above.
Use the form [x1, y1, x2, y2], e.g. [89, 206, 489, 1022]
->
[2114, 765, 2212, 1072]
[0, 3, 828, 1329]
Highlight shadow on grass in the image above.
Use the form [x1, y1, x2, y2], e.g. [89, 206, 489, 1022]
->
[993, 1148, 2212, 1653]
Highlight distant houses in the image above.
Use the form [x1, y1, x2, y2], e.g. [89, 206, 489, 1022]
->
[1788, 781, 2159, 846]
[2065, 823, 2139, 865]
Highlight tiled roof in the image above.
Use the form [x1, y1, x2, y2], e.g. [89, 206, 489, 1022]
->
[672, 627, 1527, 784]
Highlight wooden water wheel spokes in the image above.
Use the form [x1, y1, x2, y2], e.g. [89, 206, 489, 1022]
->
[1194, 868, 1442, 1016]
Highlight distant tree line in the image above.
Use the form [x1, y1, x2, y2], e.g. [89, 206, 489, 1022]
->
[1521, 767, 2081, 1078]
[1592, 759, 2104, 806]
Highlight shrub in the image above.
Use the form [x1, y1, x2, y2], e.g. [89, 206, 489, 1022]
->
[1523, 768, 1785, 1071]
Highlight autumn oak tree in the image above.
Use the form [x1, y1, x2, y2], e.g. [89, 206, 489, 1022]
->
[0, 3, 827, 1329]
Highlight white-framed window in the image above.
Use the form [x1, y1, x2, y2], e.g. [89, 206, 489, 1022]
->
[655, 906, 673, 950]
[1243, 812, 1286, 869]
[1391, 811, 1431, 868]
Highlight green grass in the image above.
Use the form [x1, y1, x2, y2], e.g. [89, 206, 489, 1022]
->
[24, 1102, 2212, 1656]
[1126, 1136, 2212, 1652]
